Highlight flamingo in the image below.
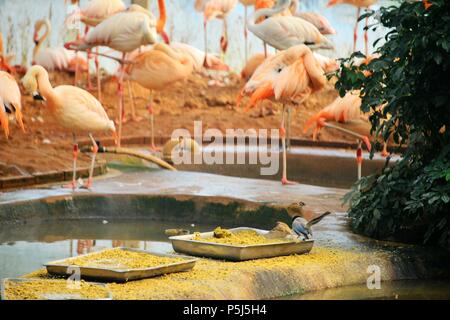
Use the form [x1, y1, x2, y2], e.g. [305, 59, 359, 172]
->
[21, 65, 116, 190]
[327, 0, 378, 56]
[197, 0, 238, 66]
[303, 91, 391, 157]
[240, 52, 270, 82]
[123, 43, 194, 151]
[0, 71, 25, 138]
[65, 4, 158, 147]
[170, 42, 230, 72]
[239, 0, 256, 62]
[238, 44, 326, 185]
[33, 19, 88, 73]
[0, 33, 15, 74]
[65, 0, 127, 98]
[248, 0, 334, 55]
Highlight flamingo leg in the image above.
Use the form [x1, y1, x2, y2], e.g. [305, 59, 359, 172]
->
[147, 90, 159, 152]
[286, 107, 292, 151]
[82, 133, 98, 190]
[280, 105, 296, 185]
[356, 139, 363, 182]
[64, 133, 78, 191]
[117, 53, 126, 147]
[364, 14, 369, 57]
[244, 6, 248, 63]
[353, 7, 361, 53]
[128, 80, 142, 122]
[264, 42, 268, 58]
[95, 47, 101, 102]
[203, 20, 209, 68]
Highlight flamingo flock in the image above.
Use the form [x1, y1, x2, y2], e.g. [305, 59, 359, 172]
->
[0, 0, 388, 189]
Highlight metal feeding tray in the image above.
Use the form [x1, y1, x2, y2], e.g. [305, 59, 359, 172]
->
[44, 248, 198, 282]
[170, 227, 314, 261]
[1, 278, 113, 300]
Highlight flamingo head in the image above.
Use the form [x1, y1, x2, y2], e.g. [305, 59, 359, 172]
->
[21, 66, 45, 101]
[205, 55, 230, 72]
[327, 0, 342, 7]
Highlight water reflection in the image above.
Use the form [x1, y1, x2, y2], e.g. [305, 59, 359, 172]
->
[0, 219, 217, 279]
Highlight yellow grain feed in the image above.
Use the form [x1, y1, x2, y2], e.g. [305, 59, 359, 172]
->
[60, 248, 184, 270]
[4, 279, 110, 300]
[193, 228, 287, 246]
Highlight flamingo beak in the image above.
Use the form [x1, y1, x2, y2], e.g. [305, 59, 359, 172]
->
[32, 91, 46, 101]
[327, 0, 338, 7]
[0, 109, 10, 139]
[15, 108, 25, 133]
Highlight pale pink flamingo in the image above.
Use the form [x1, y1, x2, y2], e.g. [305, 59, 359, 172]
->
[327, 0, 378, 55]
[196, 0, 238, 66]
[237, 44, 326, 185]
[288, 0, 336, 35]
[21, 65, 116, 190]
[0, 71, 25, 138]
[303, 91, 390, 157]
[33, 19, 88, 73]
[65, 4, 158, 147]
[65, 0, 126, 99]
[239, 0, 256, 62]
[248, 0, 334, 55]
[123, 43, 194, 151]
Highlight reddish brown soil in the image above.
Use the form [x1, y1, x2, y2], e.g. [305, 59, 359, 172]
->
[0, 70, 359, 178]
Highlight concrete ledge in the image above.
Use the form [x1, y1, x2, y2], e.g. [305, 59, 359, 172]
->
[0, 163, 107, 191]
[23, 245, 450, 300]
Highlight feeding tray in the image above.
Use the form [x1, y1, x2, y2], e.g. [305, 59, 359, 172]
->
[1, 278, 113, 300]
[170, 227, 314, 261]
[44, 248, 198, 282]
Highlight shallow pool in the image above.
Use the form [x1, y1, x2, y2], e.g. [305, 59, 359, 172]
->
[280, 280, 450, 300]
[0, 219, 218, 280]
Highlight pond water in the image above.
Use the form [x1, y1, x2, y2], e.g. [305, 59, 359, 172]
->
[0, 219, 218, 280]
[281, 280, 450, 300]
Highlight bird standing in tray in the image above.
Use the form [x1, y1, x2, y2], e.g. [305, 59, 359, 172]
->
[286, 202, 331, 240]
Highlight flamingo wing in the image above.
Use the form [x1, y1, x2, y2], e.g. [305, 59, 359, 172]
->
[0, 71, 24, 132]
[53, 85, 113, 132]
[253, 16, 332, 50]
[85, 11, 157, 52]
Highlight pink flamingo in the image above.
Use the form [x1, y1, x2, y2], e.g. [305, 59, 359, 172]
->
[0, 71, 25, 138]
[123, 43, 194, 151]
[327, 0, 378, 55]
[65, 0, 127, 95]
[239, 0, 256, 62]
[33, 19, 88, 73]
[248, 0, 334, 55]
[196, 0, 238, 66]
[238, 44, 327, 185]
[65, 4, 158, 147]
[21, 65, 116, 190]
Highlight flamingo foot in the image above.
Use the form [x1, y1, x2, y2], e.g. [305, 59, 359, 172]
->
[80, 178, 93, 190]
[281, 177, 297, 185]
[131, 116, 144, 122]
[63, 180, 77, 191]
[149, 144, 161, 153]
[381, 150, 389, 157]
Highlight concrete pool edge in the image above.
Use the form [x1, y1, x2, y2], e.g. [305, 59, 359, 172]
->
[1, 192, 450, 300]
[20, 244, 450, 300]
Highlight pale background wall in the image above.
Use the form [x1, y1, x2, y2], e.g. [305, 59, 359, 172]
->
[0, 0, 392, 73]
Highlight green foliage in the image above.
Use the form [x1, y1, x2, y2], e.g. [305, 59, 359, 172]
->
[336, 0, 450, 248]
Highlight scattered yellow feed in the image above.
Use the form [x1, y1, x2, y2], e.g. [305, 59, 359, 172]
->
[4, 279, 109, 300]
[193, 228, 287, 246]
[60, 249, 184, 270]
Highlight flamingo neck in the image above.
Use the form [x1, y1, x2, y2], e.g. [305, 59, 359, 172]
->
[33, 20, 51, 59]
[249, 0, 291, 28]
[156, 0, 167, 34]
[34, 67, 59, 108]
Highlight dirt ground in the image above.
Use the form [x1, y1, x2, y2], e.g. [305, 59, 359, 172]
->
[0, 69, 363, 178]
